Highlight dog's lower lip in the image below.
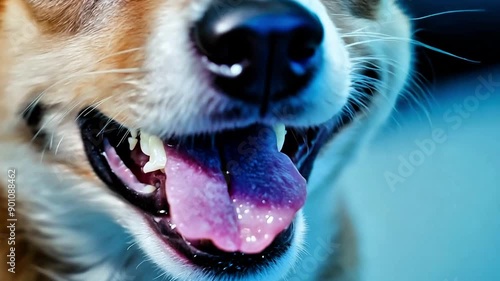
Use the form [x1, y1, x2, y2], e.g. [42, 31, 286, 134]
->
[147, 215, 295, 273]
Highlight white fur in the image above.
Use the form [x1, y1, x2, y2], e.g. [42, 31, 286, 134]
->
[299, 2, 412, 280]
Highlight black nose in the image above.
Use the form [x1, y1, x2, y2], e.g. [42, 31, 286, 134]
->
[192, 0, 324, 105]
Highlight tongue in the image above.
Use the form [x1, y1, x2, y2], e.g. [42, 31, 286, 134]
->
[164, 125, 307, 254]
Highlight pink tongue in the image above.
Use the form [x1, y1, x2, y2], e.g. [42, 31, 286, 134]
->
[164, 126, 307, 254]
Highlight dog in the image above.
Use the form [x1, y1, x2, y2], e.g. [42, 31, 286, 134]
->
[0, 0, 412, 280]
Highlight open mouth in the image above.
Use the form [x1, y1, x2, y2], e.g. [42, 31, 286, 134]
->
[77, 108, 335, 273]
[75, 61, 378, 272]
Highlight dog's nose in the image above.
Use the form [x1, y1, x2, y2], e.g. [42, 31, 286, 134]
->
[193, 0, 324, 105]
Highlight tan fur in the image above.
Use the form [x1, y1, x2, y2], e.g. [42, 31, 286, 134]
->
[0, 0, 158, 192]
[0, 0, 155, 128]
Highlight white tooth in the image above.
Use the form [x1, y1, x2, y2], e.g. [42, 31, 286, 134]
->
[140, 132, 151, 156]
[128, 138, 138, 151]
[274, 124, 287, 151]
[130, 129, 138, 139]
[143, 134, 167, 173]
[142, 184, 157, 194]
[128, 129, 139, 151]
[143, 162, 164, 173]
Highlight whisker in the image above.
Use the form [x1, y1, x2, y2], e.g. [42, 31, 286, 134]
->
[22, 67, 143, 118]
[410, 9, 485, 21]
[32, 101, 83, 142]
[95, 48, 143, 63]
[55, 135, 65, 155]
[343, 34, 479, 63]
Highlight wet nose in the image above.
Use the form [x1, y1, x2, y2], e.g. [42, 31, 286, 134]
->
[192, 0, 324, 104]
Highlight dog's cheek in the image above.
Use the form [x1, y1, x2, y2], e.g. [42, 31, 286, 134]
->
[48, 133, 103, 185]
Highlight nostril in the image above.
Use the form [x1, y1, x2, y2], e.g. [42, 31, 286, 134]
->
[288, 27, 323, 63]
[289, 45, 317, 62]
[216, 31, 253, 65]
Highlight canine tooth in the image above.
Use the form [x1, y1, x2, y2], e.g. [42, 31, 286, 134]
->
[143, 135, 167, 173]
[128, 138, 138, 151]
[143, 162, 164, 174]
[274, 124, 287, 151]
[140, 132, 151, 156]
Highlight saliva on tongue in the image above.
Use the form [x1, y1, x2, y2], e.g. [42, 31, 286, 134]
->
[164, 125, 307, 254]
